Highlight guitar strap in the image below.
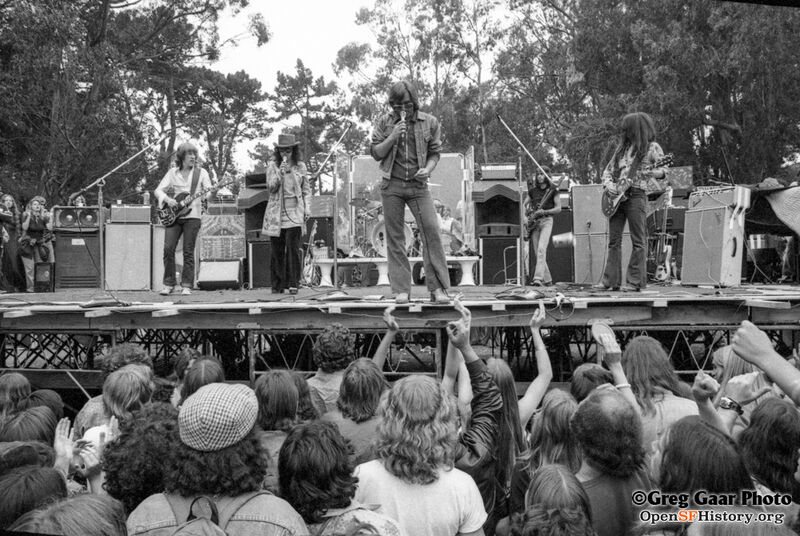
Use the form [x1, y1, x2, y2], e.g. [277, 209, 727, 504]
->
[189, 166, 201, 197]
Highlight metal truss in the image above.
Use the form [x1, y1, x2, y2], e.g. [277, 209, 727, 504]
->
[0, 331, 110, 370]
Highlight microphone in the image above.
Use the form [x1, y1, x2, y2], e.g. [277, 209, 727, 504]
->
[400, 110, 406, 122]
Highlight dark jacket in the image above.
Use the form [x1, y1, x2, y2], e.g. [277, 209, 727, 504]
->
[455, 358, 503, 516]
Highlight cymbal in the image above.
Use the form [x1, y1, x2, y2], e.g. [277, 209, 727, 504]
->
[350, 198, 381, 209]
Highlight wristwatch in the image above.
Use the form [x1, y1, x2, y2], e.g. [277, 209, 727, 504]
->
[719, 397, 744, 416]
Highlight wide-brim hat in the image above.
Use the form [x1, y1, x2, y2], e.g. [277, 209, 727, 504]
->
[274, 134, 300, 149]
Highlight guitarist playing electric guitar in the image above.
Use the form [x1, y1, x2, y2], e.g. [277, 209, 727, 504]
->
[597, 112, 668, 292]
[154, 141, 214, 296]
[525, 167, 561, 286]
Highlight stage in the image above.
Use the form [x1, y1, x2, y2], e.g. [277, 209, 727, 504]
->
[1, 282, 799, 396]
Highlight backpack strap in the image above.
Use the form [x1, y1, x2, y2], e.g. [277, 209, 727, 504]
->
[218, 491, 272, 530]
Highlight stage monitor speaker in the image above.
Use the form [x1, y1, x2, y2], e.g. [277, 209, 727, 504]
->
[248, 240, 271, 289]
[530, 210, 573, 284]
[573, 233, 631, 286]
[105, 223, 152, 290]
[197, 260, 242, 290]
[480, 237, 520, 285]
[34, 262, 54, 293]
[681, 207, 743, 286]
[53, 206, 101, 230]
[54, 230, 101, 289]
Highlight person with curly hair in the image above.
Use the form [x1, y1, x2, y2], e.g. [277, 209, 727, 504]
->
[102, 403, 180, 514]
[9, 494, 127, 536]
[621, 336, 697, 453]
[126, 383, 307, 536]
[509, 464, 596, 536]
[572, 387, 651, 536]
[321, 358, 389, 465]
[74, 343, 153, 436]
[308, 323, 356, 413]
[254, 369, 299, 493]
[278, 421, 401, 536]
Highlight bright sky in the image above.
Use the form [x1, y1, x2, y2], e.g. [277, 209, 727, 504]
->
[213, 0, 376, 169]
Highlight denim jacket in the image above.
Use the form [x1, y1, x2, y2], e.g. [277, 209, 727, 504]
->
[370, 110, 442, 180]
[126, 491, 309, 536]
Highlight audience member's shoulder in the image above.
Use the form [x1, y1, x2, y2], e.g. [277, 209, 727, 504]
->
[126, 493, 175, 530]
[354, 458, 383, 476]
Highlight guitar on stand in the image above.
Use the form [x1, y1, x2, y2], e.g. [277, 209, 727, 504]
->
[651, 188, 674, 283]
[601, 154, 673, 218]
[300, 219, 319, 287]
[157, 177, 237, 226]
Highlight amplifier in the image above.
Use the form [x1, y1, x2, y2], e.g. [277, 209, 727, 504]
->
[688, 186, 751, 211]
[199, 235, 246, 261]
[682, 206, 743, 286]
[34, 262, 54, 293]
[53, 206, 101, 230]
[479, 163, 517, 180]
[478, 224, 520, 237]
[110, 205, 151, 223]
[308, 196, 335, 218]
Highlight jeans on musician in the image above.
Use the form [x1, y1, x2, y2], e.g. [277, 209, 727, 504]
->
[603, 187, 647, 289]
[530, 216, 553, 284]
[380, 178, 450, 294]
[163, 218, 201, 288]
[270, 226, 302, 292]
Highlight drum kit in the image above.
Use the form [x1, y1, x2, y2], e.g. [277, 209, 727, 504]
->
[350, 197, 417, 257]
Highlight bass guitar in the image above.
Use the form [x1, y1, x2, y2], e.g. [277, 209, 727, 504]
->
[524, 187, 557, 239]
[601, 154, 673, 218]
[157, 177, 237, 226]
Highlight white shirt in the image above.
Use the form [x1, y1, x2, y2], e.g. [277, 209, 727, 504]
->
[354, 459, 487, 536]
[154, 167, 213, 220]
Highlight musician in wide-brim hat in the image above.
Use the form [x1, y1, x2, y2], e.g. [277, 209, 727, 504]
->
[154, 141, 213, 296]
[262, 133, 310, 293]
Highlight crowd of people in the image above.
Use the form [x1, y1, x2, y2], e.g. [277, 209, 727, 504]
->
[0, 193, 58, 294]
[2, 301, 800, 536]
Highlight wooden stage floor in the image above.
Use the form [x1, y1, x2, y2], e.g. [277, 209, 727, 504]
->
[0, 282, 799, 332]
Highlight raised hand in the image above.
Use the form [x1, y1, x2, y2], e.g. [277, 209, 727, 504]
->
[529, 300, 546, 331]
[383, 305, 399, 332]
[447, 319, 470, 350]
[731, 320, 775, 367]
[53, 417, 75, 460]
[453, 296, 471, 332]
[691, 371, 720, 402]
[724, 371, 772, 406]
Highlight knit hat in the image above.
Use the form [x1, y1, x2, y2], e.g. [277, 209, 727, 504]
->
[178, 383, 258, 452]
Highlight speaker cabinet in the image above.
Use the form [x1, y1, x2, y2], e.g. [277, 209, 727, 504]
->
[571, 185, 607, 235]
[248, 240, 271, 289]
[110, 205, 151, 224]
[480, 237, 521, 285]
[105, 223, 152, 290]
[54, 231, 101, 289]
[53, 206, 101, 230]
[530, 210, 574, 284]
[573, 233, 632, 285]
[34, 262, 54, 292]
[197, 260, 242, 290]
[681, 207, 743, 286]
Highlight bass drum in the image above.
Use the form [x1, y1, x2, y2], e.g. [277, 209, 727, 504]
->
[370, 221, 414, 257]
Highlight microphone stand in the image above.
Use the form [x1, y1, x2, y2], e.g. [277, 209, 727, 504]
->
[496, 114, 553, 182]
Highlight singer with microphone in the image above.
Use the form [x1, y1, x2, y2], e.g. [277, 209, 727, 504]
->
[370, 80, 450, 304]
[262, 134, 310, 294]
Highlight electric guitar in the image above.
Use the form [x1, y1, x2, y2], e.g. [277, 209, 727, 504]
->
[524, 186, 557, 239]
[157, 177, 237, 226]
[601, 154, 673, 218]
[300, 220, 318, 287]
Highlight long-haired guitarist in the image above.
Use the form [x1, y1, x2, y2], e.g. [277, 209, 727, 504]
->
[599, 112, 667, 291]
[525, 166, 561, 286]
[262, 134, 310, 294]
[154, 141, 212, 296]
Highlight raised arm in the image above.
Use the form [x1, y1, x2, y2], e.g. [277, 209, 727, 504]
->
[691, 371, 728, 435]
[596, 330, 640, 413]
[373, 306, 399, 372]
[732, 320, 800, 406]
[518, 302, 553, 428]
